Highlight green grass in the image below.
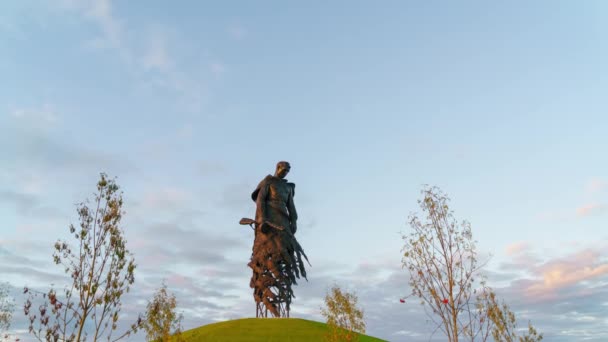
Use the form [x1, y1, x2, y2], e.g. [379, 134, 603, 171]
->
[176, 318, 388, 341]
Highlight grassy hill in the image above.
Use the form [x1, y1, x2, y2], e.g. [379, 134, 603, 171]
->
[176, 318, 388, 341]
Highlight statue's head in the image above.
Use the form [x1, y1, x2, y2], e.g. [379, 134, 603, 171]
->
[275, 161, 291, 179]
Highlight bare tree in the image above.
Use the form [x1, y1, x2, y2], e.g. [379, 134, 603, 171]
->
[320, 285, 366, 342]
[142, 282, 183, 342]
[24, 173, 141, 342]
[401, 186, 541, 342]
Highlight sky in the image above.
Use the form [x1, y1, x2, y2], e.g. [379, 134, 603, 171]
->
[1, 0, 607, 341]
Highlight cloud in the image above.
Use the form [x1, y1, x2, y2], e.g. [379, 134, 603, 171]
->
[82, 0, 127, 54]
[10, 104, 58, 124]
[525, 248, 608, 298]
[0, 12, 26, 40]
[483, 241, 608, 340]
[129, 221, 248, 276]
[497, 243, 608, 302]
[2, 213, 254, 340]
[499, 250, 542, 274]
[210, 62, 226, 76]
[293, 259, 442, 342]
[586, 178, 608, 194]
[576, 203, 607, 217]
[0, 189, 64, 219]
[537, 178, 608, 221]
[0, 242, 68, 288]
[227, 25, 247, 40]
[19, 134, 135, 176]
[498, 282, 608, 341]
[119, 243, 424, 341]
[54, 0, 208, 112]
[505, 241, 530, 256]
[142, 33, 172, 71]
[10, 230, 608, 342]
[0, 190, 38, 214]
[0, 245, 46, 270]
[0, 265, 67, 287]
[5, 166, 606, 342]
[3, 105, 137, 179]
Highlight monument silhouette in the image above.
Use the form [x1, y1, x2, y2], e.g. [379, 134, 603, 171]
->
[240, 161, 310, 318]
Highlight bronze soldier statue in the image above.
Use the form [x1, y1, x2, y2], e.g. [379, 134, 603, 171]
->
[240, 161, 310, 318]
[252, 161, 297, 235]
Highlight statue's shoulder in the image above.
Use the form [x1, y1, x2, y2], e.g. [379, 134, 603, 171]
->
[251, 175, 273, 201]
[287, 182, 295, 196]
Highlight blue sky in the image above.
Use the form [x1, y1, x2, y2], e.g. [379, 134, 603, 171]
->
[1, 1, 607, 341]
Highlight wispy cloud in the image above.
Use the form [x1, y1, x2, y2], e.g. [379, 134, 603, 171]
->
[54, 0, 209, 112]
[537, 178, 608, 221]
[526, 248, 608, 296]
[585, 178, 608, 194]
[142, 32, 172, 72]
[227, 25, 247, 40]
[0, 13, 26, 39]
[84, 0, 124, 50]
[488, 242, 608, 340]
[496, 242, 608, 302]
[4, 103, 137, 179]
[505, 241, 530, 256]
[0, 190, 65, 219]
[576, 203, 607, 217]
[210, 62, 226, 76]
[15, 133, 135, 175]
[10, 104, 58, 124]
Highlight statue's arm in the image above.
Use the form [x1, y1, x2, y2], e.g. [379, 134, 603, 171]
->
[255, 181, 269, 223]
[287, 184, 298, 233]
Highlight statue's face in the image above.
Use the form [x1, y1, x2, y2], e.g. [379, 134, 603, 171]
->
[277, 165, 290, 179]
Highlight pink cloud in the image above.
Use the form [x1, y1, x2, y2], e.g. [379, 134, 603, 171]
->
[576, 203, 607, 217]
[167, 273, 190, 286]
[586, 178, 607, 194]
[165, 273, 202, 295]
[522, 248, 608, 300]
[505, 241, 530, 256]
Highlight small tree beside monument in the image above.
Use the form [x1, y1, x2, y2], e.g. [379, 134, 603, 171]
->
[142, 282, 183, 342]
[23, 173, 142, 342]
[321, 285, 366, 342]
